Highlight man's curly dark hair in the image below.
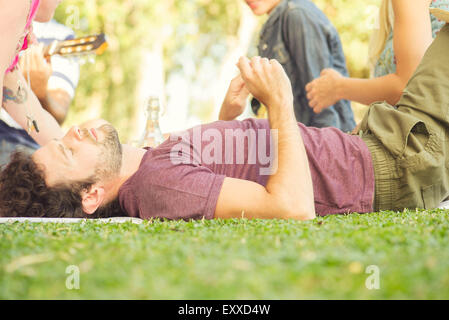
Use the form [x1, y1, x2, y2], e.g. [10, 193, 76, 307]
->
[0, 151, 125, 218]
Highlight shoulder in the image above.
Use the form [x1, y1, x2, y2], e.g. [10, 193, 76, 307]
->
[118, 183, 141, 218]
[282, 0, 333, 29]
[283, 0, 326, 18]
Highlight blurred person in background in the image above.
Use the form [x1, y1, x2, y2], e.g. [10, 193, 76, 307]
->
[244, 0, 356, 132]
[306, 0, 449, 116]
[21, 19, 80, 125]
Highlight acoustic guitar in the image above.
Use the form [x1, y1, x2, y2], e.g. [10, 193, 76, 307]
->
[43, 33, 108, 59]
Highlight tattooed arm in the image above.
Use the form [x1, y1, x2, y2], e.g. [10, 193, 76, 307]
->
[0, 1, 30, 103]
[2, 68, 63, 145]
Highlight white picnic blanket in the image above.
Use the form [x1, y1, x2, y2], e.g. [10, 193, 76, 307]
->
[0, 216, 143, 224]
[438, 200, 449, 209]
[1, 201, 448, 224]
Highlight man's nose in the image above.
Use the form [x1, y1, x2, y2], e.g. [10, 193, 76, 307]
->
[71, 126, 83, 141]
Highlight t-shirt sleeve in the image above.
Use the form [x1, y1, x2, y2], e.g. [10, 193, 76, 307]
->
[120, 162, 226, 221]
[35, 21, 80, 98]
[47, 55, 80, 98]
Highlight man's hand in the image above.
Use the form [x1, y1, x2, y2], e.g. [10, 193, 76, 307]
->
[215, 56, 315, 221]
[19, 43, 52, 100]
[219, 75, 250, 121]
[236, 56, 293, 112]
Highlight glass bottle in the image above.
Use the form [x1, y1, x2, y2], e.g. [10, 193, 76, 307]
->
[138, 96, 164, 148]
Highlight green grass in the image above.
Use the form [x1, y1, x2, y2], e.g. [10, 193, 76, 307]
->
[1, 209, 449, 299]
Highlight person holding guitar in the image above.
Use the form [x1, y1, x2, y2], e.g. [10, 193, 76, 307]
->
[0, 0, 106, 166]
[0, 0, 65, 165]
[0, 18, 80, 166]
[22, 19, 81, 125]
[20, 28, 107, 125]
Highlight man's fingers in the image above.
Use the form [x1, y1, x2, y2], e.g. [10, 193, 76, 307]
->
[250, 56, 263, 75]
[237, 56, 253, 82]
[231, 74, 241, 81]
[269, 58, 290, 82]
[237, 56, 276, 79]
[235, 74, 250, 96]
[230, 74, 243, 87]
[269, 58, 282, 69]
[260, 57, 270, 69]
[240, 84, 250, 96]
[235, 74, 245, 87]
[231, 75, 248, 95]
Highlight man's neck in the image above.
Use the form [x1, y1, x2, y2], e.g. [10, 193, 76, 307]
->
[104, 144, 147, 202]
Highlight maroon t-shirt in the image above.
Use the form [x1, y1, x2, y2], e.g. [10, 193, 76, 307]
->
[119, 118, 375, 220]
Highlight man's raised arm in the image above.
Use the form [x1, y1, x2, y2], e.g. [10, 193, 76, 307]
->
[214, 57, 315, 221]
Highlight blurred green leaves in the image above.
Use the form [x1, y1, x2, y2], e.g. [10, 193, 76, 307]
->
[54, 0, 380, 140]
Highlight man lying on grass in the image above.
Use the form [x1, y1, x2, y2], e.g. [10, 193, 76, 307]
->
[1, 12, 449, 221]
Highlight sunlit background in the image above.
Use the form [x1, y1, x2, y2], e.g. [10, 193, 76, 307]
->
[54, 0, 381, 143]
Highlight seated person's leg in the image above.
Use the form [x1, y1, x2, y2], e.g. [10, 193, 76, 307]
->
[359, 20, 449, 211]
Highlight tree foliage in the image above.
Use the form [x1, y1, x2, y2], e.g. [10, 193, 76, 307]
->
[54, 0, 380, 140]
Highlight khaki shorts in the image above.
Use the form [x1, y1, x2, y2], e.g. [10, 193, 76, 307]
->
[357, 24, 449, 211]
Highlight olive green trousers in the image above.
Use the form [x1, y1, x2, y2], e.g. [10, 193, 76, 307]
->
[359, 24, 449, 211]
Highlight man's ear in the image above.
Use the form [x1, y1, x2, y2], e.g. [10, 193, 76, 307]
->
[81, 185, 106, 215]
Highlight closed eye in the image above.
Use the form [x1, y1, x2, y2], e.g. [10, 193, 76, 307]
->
[55, 141, 71, 161]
